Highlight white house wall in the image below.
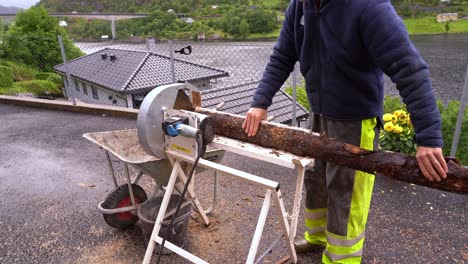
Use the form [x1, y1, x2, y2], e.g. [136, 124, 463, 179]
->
[71, 78, 128, 107]
[63, 77, 213, 109]
[189, 80, 211, 91]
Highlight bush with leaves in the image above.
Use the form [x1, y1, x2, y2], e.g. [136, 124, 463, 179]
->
[35, 72, 55, 80]
[13, 80, 62, 97]
[438, 100, 467, 165]
[0, 6, 83, 71]
[383, 96, 406, 113]
[0, 60, 39, 81]
[284, 83, 310, 111]
[380, 110, 417, 155]
[0, 65, 13, 88]
[46, 73, 63, 86]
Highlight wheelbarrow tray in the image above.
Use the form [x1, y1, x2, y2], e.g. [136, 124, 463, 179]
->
[83, 129, 224, 186]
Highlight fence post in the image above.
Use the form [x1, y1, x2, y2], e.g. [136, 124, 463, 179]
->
[58, 35, 76, 106]
[291, 62, 298, 127]
[169, 40, 176, 83]
[450, 65, 468, 158]
[111, 15, 116, 40]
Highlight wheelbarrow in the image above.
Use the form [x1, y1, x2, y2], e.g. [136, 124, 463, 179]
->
[83, 129, 224, 230]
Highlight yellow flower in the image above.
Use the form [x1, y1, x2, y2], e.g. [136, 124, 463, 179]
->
[399, 114, 407, 122]
[384, 122, 394, 132]
[393, 110, 404, 117]
[383, 113, 395, 122]
[407, 118, 412, 127]
[393, 125, 403, 134]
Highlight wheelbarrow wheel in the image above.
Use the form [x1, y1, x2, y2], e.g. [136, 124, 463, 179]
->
[102, 184, 147, 230]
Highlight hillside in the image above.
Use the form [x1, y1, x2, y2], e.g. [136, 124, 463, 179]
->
[35, 0, 468, 40]
[36, 0, 289, 13]
[0, 5, 21, 14]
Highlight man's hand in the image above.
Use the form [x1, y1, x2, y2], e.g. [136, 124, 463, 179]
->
[416, 146, 448, 182]
[242, 108, 267, 137]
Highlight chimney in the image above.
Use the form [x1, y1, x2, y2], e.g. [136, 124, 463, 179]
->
[146, 37, 156, 52]
[101, 53, 107, 60]
[109, 54, 117, 61]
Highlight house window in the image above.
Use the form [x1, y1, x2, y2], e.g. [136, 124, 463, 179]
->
[91, 85, 99, 99]
[83, 83, 88, 95]
[74, 80, 79, 91]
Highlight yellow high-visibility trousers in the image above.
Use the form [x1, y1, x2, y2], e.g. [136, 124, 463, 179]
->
[304, 114, 378, 264]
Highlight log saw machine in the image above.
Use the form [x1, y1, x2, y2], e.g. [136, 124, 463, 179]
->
[136, 83, 314, 264]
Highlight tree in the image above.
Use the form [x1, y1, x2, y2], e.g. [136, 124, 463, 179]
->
[0, 18, 4, 38]
[0, 6, 83, 71]
[239, 19, 250, 38]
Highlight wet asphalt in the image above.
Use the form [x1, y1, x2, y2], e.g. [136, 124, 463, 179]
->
[0, 104, 466, 264]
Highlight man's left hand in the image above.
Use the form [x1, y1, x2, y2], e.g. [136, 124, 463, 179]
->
[415, 146, 448, 182]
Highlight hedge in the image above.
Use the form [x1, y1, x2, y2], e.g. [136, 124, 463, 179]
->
[46, 73, 63, 86]
[0, 60, 39, 81]
[13, 80, 62, 97]
[0, 65, 14, 88]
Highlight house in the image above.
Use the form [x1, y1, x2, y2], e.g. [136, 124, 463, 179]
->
[54, 48, 229, 108]
[181, 17, 194, 24]
[201, 81, 309, 126]
[436, 13, 458, 23]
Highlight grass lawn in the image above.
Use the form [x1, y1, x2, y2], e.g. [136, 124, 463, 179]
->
[404, 17, 468, 34]
[256, 0, 281, 9]
[247, 27, 281, 39]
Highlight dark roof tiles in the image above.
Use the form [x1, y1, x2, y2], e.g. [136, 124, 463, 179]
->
[201, 81, 309, 124]
[54, 48, 228, 94]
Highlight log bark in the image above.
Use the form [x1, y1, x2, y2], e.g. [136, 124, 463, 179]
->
[196, 108, 468, 194]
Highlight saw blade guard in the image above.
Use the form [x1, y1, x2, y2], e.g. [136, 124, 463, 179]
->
[137, 83, 194, 158]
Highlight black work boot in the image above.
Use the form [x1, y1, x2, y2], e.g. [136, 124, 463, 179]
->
[294, 238, 325, 254]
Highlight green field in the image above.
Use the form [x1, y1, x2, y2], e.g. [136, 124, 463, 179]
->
[244, 16, 468, 40]
[404, 17, 468, 35]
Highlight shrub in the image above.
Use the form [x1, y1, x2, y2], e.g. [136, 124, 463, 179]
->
[380, 110, 417, 155]
[14, 80, 62, 97]
[383, 96, 406, 113]
[0, 65, 14, 87]
[438, 100, 468, 165]
[35, 72, 54, 80]
[0, 60, 39, 81]
[284, 83, 310, 111]
[35, 72, 63, 86]
[0, 84, 29, 95]
[46, 73, 63, 86]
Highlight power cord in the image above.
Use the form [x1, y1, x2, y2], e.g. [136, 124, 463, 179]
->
[156, 131, 206, 264]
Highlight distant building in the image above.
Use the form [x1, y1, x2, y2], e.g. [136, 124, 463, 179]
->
[54, 48, 228, 108]
[437, 13, 458, 23]
[197, 33, 206, 40]
[181, 17, 194, 24]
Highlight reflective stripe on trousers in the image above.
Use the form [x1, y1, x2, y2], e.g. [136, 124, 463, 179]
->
[303, 116, 378, 264]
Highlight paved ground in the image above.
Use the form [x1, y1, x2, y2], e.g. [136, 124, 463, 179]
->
[0, 104, 466, 264]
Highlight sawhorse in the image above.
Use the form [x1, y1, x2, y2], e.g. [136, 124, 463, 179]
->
[142, 135, 313, 264]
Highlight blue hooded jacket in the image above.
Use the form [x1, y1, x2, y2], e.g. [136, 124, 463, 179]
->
[251, 0, 443, 147]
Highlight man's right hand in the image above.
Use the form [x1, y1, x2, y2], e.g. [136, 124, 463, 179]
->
[242, 108, 267, 137]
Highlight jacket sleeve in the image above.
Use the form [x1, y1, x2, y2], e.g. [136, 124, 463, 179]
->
[251, 0, 298, 109]
[360, 0, 443, 147]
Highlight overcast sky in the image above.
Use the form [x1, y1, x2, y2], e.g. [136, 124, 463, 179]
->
[0, 0, 39, 9]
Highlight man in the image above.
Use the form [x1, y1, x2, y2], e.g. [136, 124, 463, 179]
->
[242, 0, 448, 263]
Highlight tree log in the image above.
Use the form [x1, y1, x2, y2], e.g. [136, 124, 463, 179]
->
[196, 108, 467, 194]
